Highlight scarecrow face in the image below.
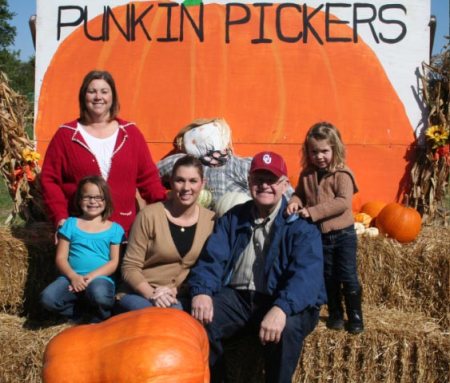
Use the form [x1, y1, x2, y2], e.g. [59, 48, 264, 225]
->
[183, 121, 230, 157]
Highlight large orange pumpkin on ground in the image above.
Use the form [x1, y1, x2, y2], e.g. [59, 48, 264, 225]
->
[375, 203, 422, 243]
[36, 2, 415, 204]
[42, 308, 210, 383]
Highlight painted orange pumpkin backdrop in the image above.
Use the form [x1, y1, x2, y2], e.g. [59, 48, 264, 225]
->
[36, 2, 415, 203]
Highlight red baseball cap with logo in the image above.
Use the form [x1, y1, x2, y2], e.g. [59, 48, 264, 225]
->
[250, 151, 288, 178]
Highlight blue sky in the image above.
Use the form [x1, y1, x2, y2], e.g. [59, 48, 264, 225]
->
[8, 0, 450, 61]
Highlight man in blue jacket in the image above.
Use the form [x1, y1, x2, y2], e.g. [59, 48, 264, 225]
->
[189, 151, 326, 383]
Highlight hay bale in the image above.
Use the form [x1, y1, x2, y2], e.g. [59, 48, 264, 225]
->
[0, 313, 69, 383]
[1, 220, 448, 328]
[295, 306, 448, 383]
[225, 306, 448, 383]
[0, 224, 56, 319]
[1, 308, 448, 383]
[358, 226, 450, 330]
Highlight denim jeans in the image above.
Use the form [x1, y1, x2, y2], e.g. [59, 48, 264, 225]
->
[40, 276, 115, 321]
[116, 293, 186, 312]
[322, 225, 361, 295]
[206, 287, 319, 383]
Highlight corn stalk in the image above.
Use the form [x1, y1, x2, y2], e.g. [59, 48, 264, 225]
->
[408, 46, 450, 225]
[0, 71, 47, 224]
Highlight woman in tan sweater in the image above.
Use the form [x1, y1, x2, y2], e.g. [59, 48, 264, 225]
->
[116, 155, 215, 311]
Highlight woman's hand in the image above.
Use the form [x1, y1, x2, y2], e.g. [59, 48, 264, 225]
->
[151, 286, 178, 308]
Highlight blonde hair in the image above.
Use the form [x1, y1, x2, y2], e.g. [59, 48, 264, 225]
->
[302, 122, 346, 171]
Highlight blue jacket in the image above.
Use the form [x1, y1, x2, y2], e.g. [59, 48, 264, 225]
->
[189, 198, 326, 316]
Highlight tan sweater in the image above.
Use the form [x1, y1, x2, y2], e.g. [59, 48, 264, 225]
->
[119, 202, 215, 295]
[290, 166, 358, 233]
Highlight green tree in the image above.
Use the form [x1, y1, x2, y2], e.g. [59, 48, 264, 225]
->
[0, 0, 15, 48]
[0, 0, 34, 102]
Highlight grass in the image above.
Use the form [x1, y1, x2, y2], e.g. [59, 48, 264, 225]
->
[0, 180, 12, 224]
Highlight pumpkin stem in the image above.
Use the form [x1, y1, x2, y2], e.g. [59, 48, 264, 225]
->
[404, 194, 410, 208]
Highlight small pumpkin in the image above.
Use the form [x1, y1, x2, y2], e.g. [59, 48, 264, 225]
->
[42, 308, 210, 383]
[375, 203, 422, 243]
[215, 191, 252, 217]
[354, 212, 372, 228]
[354, 222, 366, 235]
[197, 189, 213, 209]
[364, 227, 379, 238]
[360, 201, 387, 223]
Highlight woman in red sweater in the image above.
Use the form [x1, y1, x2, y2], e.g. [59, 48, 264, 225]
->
[40, 70, 166, 236]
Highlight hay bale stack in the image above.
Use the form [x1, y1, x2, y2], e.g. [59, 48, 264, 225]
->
[296, 306, 448, 383]
[0, 224, 56, 319]
[1, 308, 447, 383]
[0, 225, 448, 382]
[0, 313, 70, 383]
[358, 226, 450, 330]
[225, 307, 448, 383]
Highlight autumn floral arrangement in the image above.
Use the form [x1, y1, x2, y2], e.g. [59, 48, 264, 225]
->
[408, 44, 449, 224]
[0, 71, 46, 223]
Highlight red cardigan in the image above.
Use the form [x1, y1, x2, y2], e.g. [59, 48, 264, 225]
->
[40, 118, 166, 235]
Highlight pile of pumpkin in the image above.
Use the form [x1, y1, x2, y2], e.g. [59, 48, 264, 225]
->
[354, 200, 422, 243]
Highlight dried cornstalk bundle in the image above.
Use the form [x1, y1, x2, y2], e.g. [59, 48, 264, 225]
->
[0, 71, 46, 224]
[0, 313, 70, 383]
[408, 48, 449, 224]
[358, 227, 449, 330]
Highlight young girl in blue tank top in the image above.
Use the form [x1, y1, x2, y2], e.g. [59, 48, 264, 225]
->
[286, 122, 364, 334]
[40, 175, 125, 323]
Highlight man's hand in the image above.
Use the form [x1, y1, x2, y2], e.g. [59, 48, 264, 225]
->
[191, 294, 214, 325]
[259, 306, 287, 345]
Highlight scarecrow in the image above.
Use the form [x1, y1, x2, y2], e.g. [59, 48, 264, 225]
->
[157, 118, 253, 212]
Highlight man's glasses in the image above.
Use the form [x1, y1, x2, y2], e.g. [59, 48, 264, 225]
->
[250, 175, 286, 186]
[81, 195, 105, 202]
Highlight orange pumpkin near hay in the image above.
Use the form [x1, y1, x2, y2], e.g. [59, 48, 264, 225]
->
[375, 203, 422, 243]
[360, 201, 387, 220]
[42, 308, 210, 383]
